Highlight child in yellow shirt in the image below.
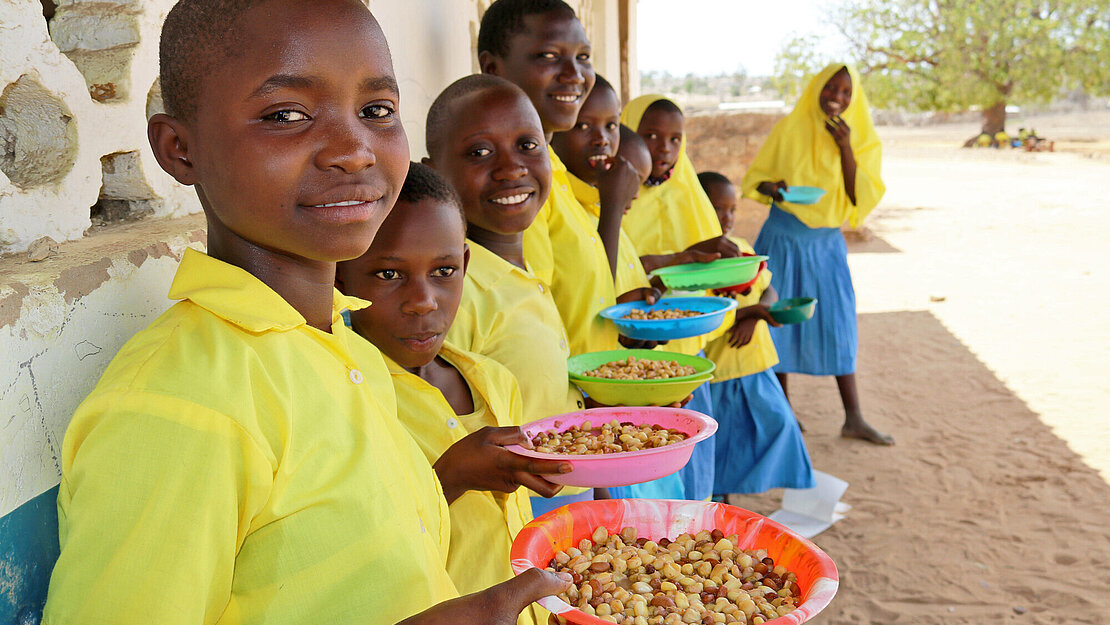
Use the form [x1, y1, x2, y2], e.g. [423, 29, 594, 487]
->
[338, 163, 574, 625]
[42, 2, 568, 624]
[698, 172, 815, 497]
[425, 74, 594, 515]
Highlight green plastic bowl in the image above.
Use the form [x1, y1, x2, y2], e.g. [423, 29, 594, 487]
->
[572, 372, 715, 406]
[568, 349, 716, 384]
[769, 297, 817, 324]
[652, 256, 768, 291]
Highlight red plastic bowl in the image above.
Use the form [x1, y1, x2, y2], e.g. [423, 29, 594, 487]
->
[510, 499, 838, 625]
[506, 407, 717, 488]
[713, 261, 767, 295]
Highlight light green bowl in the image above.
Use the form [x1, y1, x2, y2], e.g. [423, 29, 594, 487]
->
[568, 349, 716, 383]
[651, 256, 768, 291]
[769, 297, 817, 324]
[572, 372, 715, 406]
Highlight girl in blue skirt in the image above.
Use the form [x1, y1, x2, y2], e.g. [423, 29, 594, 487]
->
[741, 63, 894, 445]
[699, 172, 816, 495]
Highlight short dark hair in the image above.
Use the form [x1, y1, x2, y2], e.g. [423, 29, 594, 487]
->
[397, 161, 464, 227]
[697, 171, 733, 193]
[159, 0, 265, 120]
[592, 74, 616, 99]
[424, 74, 524, 159]
[477, 0, 578, 58]
[643, 97, 684, 119]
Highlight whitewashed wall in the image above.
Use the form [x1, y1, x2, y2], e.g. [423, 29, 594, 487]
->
[0, 0, 630, 518]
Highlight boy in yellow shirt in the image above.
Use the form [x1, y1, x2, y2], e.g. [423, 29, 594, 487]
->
[699, 172, 814, 497]
[478, 0, 653, 356]
[42, 2, 567, 624]
[426, 74, 596, 515]
[338, 163, 573, 625]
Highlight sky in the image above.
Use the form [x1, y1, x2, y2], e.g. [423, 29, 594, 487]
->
[636, 0, 847, 77]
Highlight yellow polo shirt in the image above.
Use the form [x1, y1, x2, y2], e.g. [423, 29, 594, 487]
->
[385, 343, 538, 625]
[704, 237, 779, 381]
[566, 172, 652, 295]
[523, 148, 621, 356]
[44, 249, 456, 625]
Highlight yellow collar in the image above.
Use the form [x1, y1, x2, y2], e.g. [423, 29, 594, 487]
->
[167, 248, 370, 333]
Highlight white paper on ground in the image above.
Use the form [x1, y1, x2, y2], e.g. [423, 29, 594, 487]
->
[766, 470, 849, 539]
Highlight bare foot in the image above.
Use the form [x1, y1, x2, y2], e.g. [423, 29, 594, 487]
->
[841, 421, 894, 445]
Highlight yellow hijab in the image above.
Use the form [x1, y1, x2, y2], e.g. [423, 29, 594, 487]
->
[619, 95, 723, 256]
[741, 63, 884, 229]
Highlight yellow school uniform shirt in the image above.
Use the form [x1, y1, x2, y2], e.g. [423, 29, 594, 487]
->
[523, 147, 621, 356]
[703, 237, 779, 381]
[44, 248, 456, 625]
[385, 343, 538, 625]
[566, 171, 652, 295]
[740, 63, 884, 229]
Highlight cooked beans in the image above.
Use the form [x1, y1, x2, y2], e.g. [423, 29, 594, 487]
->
[623, 309, 703, 320]
[584, 357, 697, 380]
[545, 527, 801, 625]
[532, 420, 688, 454]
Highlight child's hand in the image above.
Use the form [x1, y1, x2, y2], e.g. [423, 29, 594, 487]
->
[728, 317, 759, 348]
[618, 334, 663, 350]
[398, 567, 572, 625]
[825, 116, 852, 150]
[757, 180, 788, 202]
[685, 235, 740, 258]
[597, 156, 642, 218]
[433, 426, 572, 502]
[617, 286, 662, 305]
[677, 249, 721, 265]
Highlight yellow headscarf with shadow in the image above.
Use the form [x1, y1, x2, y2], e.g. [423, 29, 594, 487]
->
[619, 95, 723, 257]
[741, 63, 884, 229]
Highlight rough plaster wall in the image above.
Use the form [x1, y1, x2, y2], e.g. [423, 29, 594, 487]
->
[0, 0, 200, 255]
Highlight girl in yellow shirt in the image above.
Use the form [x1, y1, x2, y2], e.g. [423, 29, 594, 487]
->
[741, 64, 894, 445]
[698, 172, 815, 496]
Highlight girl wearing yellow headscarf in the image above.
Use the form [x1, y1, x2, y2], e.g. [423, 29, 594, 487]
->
[741, 63, 893, 445]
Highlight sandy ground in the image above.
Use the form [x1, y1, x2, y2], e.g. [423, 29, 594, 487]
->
[713, 111, 1110, 624]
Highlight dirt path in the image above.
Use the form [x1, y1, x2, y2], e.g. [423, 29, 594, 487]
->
[724, 116, 1110, 624]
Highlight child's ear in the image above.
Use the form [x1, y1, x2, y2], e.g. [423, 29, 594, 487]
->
[461, 242, 470, 277]
[148, 113, 198, 186]
[421, 156, 434, 168]
[478, 51, 502, 76]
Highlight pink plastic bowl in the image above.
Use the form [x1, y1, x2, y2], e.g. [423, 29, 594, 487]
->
[505, 407, 717, 488]
[510, 499, 839, 625]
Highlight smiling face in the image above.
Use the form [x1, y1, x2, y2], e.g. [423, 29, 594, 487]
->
[819, 67, 853, 117]
[173, 0, 409, 262]
[430, 87, 551, 236]
[338, 197, 468, 369]
[637, 107, 684, 180]
[550, 82, 621, 185]
[705, 181, 738, 233]
[481, 10, 595, 134]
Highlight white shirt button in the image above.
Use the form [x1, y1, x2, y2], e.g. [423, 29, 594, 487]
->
[446, 418, 459, 429]
[348, 369, 363, 384]
[561, 184, 569, 191]
[538, 284, 545, 293]
[559, 339, 568, 350]
[599, 297, 605, 304]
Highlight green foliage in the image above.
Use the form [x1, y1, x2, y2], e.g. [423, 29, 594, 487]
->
[771, 34, 831, 102]
[830, 0, 1110, 114]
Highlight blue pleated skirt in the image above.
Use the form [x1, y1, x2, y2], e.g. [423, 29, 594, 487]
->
[709, 369, 815, 494]
[755, 205, 858, 375]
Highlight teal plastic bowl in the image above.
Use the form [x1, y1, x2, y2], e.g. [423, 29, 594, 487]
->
[651, 256, 768, 291]
[769, 297, 817, 324]
[779, 186, 826, 205]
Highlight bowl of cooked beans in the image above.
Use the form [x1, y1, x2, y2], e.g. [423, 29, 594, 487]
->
[506, 407, 717, 487]
[567, 350, 716, 406]
[600, 297, 739, 341]
[510, 499, 838, 625]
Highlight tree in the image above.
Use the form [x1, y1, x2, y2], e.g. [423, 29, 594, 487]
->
[771, 34, 832, 102]
[832, 0, 1110, 134]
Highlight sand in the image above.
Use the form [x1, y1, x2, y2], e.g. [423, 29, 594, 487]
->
[692, 111, 1110, 624]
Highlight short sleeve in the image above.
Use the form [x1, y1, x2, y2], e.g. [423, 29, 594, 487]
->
[44, 392, 272, 625]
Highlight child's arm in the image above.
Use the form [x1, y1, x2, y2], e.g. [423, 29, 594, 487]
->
[399, 568, 571, 625]
[595, 156, 642, 277]
[825, 116, 857, 205]
[760, 284, 778, 307]
[433, 426, 572, 503]
[727, 303, 781, 349]
[639, 248, 721, 273]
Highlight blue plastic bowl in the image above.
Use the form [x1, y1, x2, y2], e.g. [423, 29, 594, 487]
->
[779, 186, 826, 205]
[599, 296, 738, 341]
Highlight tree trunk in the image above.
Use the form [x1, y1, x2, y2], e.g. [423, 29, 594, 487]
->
[982, 101, 1006, 135]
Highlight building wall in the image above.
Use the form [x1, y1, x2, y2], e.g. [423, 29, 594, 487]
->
[0, 0, 632, 619]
